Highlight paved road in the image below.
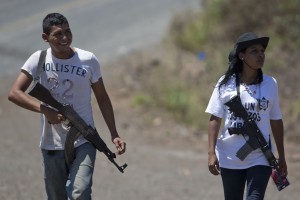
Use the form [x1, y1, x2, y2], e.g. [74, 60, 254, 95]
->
[1, 83, 298, 200]
[1, 0, 299, 199]
[0, 0, 201, 76]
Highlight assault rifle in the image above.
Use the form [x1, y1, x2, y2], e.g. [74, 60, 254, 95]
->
[225, 95, 289, 191]
[28, 82, 127, 173]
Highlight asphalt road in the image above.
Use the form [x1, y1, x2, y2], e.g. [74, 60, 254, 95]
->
[0, 0, 201, 76]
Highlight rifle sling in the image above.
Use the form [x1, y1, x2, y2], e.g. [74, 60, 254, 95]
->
[34, 50, 47, 81]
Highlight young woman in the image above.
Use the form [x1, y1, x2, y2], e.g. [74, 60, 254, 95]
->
[205, 32, 288, 200]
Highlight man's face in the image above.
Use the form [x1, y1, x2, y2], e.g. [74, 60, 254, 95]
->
[43, 23, 73, 55]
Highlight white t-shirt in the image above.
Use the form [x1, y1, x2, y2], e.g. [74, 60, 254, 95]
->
[205, 74, 282, 169]
[22, 48, 102, 150]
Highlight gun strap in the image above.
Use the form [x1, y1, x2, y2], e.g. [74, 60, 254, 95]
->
[230, 77, 274, 162]
[235, 74, 241, 96]
[34, 50, 47, 82]
[235, 74, 261, 108]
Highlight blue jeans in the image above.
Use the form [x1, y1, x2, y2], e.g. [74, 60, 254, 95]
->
[220, 165, 272, 200]
[42, 142, 96, 200]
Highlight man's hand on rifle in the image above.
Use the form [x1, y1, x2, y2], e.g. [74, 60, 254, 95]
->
[113, 137, 126, 155]
[40, 104, 65, 124]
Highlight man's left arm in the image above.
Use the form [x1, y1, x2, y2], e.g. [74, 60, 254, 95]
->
[92, 78, 126, 155]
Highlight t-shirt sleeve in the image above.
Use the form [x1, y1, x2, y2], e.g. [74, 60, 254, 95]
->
[205, 84, 225, 118]
[21, 50, 41, 79]
[89, 53, 102, 84]
[269, 78, 282, 120]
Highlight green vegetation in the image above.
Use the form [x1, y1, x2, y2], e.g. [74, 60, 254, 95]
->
[130, 0, 300, 142]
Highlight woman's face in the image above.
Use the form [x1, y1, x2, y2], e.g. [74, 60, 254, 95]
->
[239, 44, 265, 70]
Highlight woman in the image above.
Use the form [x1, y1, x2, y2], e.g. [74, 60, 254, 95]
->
[205, 32, 288, 200]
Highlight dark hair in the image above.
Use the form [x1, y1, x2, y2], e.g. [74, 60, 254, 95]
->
[43, 13, 69, 35]
[218, 43, 263, 91]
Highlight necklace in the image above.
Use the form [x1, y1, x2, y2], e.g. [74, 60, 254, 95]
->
[240, 82, 257, 96]
[238, 76, 261, 112]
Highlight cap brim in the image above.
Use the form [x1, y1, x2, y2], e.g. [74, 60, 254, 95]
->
[236, 37, 269, 53]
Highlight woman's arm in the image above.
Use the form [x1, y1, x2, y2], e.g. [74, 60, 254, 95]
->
[270, 119, 288, 175]
[208, 115, 222, 175]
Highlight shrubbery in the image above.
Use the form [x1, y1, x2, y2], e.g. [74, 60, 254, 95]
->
[131, 0, 300, 141]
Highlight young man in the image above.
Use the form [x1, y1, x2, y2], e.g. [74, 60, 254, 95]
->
[8, 13, 126, 199]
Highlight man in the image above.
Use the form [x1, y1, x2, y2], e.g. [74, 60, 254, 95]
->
[8, 13, 126, 199]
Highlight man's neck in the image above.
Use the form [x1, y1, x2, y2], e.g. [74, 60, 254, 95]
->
[52, 47, 75, 59]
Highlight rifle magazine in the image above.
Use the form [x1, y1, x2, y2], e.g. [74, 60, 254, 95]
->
[236, 142, 254, 161]
[64, 126, 81, 170]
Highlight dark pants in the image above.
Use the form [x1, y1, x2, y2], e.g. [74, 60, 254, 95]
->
[220, 165, 272, 200]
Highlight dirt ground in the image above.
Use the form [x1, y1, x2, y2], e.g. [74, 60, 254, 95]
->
[0, 58, 299, 200]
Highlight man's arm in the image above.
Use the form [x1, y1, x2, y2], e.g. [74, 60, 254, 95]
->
[92, 78, 126, 155]
[8, 70, 40, 112]
[8, 70, 63, 124]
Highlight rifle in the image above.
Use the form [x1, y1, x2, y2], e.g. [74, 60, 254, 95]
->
[225, 95, 289, 191]
[28, 82, 127, 173]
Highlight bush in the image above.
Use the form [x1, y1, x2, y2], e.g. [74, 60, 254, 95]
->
[170, 0, 300, 51]
[130, 0, 300, 142]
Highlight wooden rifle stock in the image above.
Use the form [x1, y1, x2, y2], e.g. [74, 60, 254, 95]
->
[29, 82, 63, 110]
